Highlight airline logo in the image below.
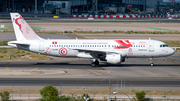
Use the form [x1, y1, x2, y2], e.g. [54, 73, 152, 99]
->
[129, 48, 132, 52]
[13, 15, 40, 40]
[114, 40, 132, 49]
[46, 47, 51, 54]
[59, 47, 68, 56]
[13, 16, 24, 33]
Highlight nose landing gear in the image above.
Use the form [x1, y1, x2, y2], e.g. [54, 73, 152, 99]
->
[149, 58, 154, 67]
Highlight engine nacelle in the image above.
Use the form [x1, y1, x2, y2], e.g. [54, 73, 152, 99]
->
[106, 53, 122, 64]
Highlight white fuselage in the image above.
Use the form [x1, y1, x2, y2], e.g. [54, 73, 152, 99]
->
[18, 39, 174, 59]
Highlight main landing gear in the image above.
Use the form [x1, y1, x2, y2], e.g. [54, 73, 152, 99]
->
[91, 59, 99, 67]
[149, 58, 154, 67]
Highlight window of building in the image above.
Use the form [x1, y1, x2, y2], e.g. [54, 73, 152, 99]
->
[62, 3, 66, 8]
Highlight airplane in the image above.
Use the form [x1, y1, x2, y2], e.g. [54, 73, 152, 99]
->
[8, 13, 175, 67]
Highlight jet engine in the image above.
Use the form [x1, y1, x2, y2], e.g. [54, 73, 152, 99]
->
[105, 53, 122, 64]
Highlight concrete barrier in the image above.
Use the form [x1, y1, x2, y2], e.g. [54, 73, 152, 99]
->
[71, 14, 180, 19]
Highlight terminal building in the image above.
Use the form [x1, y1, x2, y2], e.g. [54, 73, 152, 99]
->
[0, 0, 179, 14]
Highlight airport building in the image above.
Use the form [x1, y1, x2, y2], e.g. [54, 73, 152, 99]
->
[0, 0, 179, 14]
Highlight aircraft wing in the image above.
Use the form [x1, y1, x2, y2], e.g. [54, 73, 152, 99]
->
[72, 48, 127, 59]
[72, 48, 118, 54]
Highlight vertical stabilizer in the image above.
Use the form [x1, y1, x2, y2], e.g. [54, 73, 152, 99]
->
[10, 13, 42, 41]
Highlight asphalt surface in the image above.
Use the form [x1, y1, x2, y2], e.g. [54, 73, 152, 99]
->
[0, 33, 69, 40]
[0, 78, 179, 88]
[1, 33, 180, 41]
[0, 53, 179, 89]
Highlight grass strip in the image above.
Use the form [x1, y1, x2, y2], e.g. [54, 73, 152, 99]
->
[0, 48, 48, 61]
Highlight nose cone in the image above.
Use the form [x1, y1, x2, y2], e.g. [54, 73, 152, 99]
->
[169, 48, 175, 55]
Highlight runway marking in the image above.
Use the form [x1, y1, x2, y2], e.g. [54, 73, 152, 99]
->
[5, 68, 10, 70]
[102, 71, 111, 75]
[147, 58, 180, 65]
[32, 68, 38, 70]
[22, 75, 43, 77]
[167, 58, 180, 65]
[168, 60, 180, 65]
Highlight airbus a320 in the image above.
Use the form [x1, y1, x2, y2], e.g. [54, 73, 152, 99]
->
[8, 13, 175, 67]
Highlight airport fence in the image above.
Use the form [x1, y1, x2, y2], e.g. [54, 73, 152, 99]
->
[71, 14, 180, 19]
[0, 80, 180, 100]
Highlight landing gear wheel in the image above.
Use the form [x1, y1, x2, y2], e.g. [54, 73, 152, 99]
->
[149, 58, 154, 67]
[91, 62, 96, 67]
[95, 60, 99, 65]
[91, 60, 99, 67]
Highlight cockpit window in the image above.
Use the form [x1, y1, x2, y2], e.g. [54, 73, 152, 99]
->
[160, 44, 168, 47]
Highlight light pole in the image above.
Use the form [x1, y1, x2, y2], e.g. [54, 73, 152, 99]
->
[83, 87, 89, 101]
[113, 92, 131, 101]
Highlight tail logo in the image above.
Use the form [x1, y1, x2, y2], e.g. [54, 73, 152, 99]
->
[59, 47, 68, 56]
[13, 16, 24, 33]
[12, 14, 40, 40]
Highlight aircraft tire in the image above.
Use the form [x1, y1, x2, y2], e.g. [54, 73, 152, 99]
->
[91, 62, 96, 67]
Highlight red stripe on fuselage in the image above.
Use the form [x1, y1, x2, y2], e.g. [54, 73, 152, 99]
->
[114, 40, 132, 49]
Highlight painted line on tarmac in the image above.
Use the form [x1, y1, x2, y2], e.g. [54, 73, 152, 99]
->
[102, 71, 111, 75]
[32, 68, 38, 70]
[5, 68, 10, 70]
[147, 58, 180, 65]
[168, 58, 180, 65]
